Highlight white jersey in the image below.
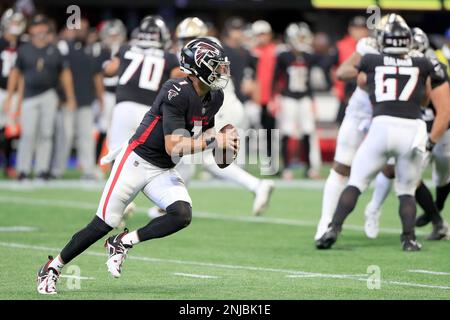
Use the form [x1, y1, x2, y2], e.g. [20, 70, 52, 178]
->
[345, 87, 372, 117]
[345, 37, 379, 117]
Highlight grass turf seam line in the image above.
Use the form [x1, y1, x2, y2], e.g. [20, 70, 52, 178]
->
[0, 195, 427, 236]
[0, 241, 449, 291]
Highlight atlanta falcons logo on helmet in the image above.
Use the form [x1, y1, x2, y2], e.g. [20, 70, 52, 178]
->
[193, 41, 220, 67]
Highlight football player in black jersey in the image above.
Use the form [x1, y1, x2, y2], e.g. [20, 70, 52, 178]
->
[364, 27, 450, 240]
[0, 8, 25, 178]
[102, 15, 179, 154]
[273, 22, 321, 180]
[316, 15, 450, 251]
[36, 38, 238, 295]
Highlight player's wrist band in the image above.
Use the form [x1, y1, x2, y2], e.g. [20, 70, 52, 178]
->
[426, 138, 436, 152]
[205, 136, 217, 149]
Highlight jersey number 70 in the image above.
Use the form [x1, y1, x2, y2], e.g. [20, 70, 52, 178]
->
[374, 66, 419, 102]
[119, 50, 165, 91]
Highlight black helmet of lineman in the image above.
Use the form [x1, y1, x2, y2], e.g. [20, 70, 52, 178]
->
[1, 8, 26, 36]
[377, 14, 412, 55]
[135, 15, 171, 50]
[180, 37, 230, 90]
[411, 27, 429, 54]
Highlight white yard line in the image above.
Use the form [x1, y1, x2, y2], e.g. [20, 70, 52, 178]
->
[0, 226, 37, 232]
[286, 274, 367, 279]
[0, 195, 426, 236]
[60, 275, 95, 280]
[0, 241, 448, 291]
[408, 269, 450, 276]
[173, 272, 218, 279]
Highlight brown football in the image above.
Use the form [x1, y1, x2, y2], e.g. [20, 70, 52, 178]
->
[213, 124, 238, 169]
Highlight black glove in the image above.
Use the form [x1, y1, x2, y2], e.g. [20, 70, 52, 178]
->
[426, 138, 436, 152]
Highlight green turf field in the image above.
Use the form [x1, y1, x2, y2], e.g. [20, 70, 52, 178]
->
[0, 178, 449, 300]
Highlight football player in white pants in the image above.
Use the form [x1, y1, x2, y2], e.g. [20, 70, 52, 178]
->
[316, 15, 450, 251]
[150, 17, 274, 218]
[363, 28, 450, 240]
[314, 36, 378, 240]
[36, 38, 238, 294]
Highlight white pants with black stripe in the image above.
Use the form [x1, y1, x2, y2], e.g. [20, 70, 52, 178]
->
[348, 116, 427, 196]
[16, 89, 58, 175]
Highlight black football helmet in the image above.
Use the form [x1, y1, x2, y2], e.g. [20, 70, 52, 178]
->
[411, 27, 429, 54]
[377, 13, 411, 55]
[180, 37, 230, 90]
[134, 15, 171, 50]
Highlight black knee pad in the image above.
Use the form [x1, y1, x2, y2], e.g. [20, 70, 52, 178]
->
[166, 201, 192, 228]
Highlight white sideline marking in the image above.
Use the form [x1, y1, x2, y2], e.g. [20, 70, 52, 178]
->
[0, 241, 449, 291]
[408, 269, 450, 276]
[173, 272, 218, 279]
[286, 273, 367, 279]
[0, 226, 37, 232]
[60, 275, 95, 280]
[0, 196, 427, 236]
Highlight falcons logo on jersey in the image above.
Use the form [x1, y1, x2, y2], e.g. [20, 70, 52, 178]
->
[193, 41, 220, 67]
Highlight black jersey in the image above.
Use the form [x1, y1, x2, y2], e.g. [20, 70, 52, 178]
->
[115, 44, 179, 106]
[359, 53, 447, 119]
[130, 77, 224, 168]
[0, 37, 19, 90]
[273, 49, 313, 99]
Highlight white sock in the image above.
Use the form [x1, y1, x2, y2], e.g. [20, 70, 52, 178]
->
[48, 255, 65, 273]
[204, 161, 260, 193]
[121, 230, 140, 246]
[315, 169, 348, 240]
[369, 172, 393, 211]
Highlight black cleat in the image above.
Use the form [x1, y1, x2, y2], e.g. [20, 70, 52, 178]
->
[315, 226, 340, 250]
[426, 222, 449, 241]
[415, 213, 432, 227]
[401, 235, 422, 251]
[104, 228, 132, 278]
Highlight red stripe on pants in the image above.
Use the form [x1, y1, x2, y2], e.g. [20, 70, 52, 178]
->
[102, 116, 160, 220]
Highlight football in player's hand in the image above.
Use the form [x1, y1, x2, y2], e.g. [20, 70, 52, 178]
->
[213, 124, 239, 169]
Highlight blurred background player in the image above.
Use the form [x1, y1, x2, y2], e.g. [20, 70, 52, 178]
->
[4, 14, 75, 180]
[272, 22, 321, 180]
[158, 16, 274, 218]
[251, 20, 277, 160]
[0, 8, 25, 179]
[94, 19, 127, 163]
[51, 17, 104, 180]
[333, 16, 369, 124]
[314, 15, 382, 240]
[103, 15, 178, 155]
